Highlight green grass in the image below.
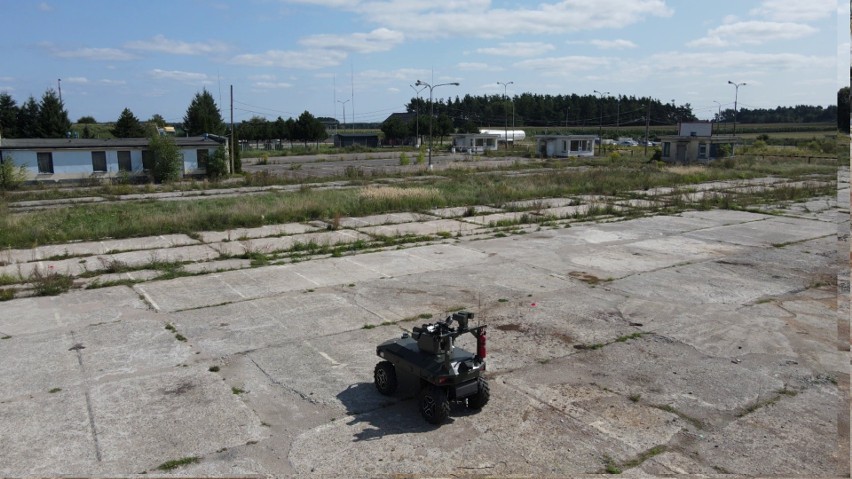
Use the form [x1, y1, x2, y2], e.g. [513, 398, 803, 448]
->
[155, 456, 200, 471]
[0, 154, 836, 249]
[231, 386, 245, 395]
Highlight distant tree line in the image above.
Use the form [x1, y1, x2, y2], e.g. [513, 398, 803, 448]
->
[233, 111, 327, 148]
[717, 104, 838, 124]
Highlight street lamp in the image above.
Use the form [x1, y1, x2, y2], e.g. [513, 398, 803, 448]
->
[593, 89, 609, 155]
[497, 81, 513, 149]
[337, 99, 350, 137]
[410, 84, 427, 148]
[727, 81, 746, 136]
[414, 79, 460, 170]
[712, 100, 722, 134]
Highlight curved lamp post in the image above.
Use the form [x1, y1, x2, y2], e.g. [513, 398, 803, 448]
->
[727, 81, 746, 136]
[410, 84, 427, 148]
[497, 81, 513, 149]
[415, 79, 459, 169]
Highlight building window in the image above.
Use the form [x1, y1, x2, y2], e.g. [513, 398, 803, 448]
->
[92, 151, 107, 172]
[570, 140, 580, 152]
[196, 149, 209, 169]
[698, 143, 707, 159]
[37, 152, 54, 174]
[117, 151, 132, 172]
[141, 150, 154, 170]
[562, 140, 567, 151]
[662, 142, 671, 157]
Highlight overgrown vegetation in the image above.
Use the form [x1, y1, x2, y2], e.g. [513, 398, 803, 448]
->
[0, 152, 836, 249]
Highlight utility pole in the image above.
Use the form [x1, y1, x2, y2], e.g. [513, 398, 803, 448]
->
[57, 78, 62, 104]
[230, 85, 234, 174]
[644, 102, 651, 156]
[497, 81, 513, 149]
[593, 89, 609, 156]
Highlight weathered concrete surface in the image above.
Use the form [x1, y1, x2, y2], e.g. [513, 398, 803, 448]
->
[0, 181, 845, 477]
[428, 205, 502, 218]
[358, 219, 481, 237]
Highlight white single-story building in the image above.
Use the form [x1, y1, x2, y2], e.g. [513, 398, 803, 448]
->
[659, 122, 738, 164]
[0, 135, 227, 182]
[535, 135, 596, 158]
[451, 133, 501, 153]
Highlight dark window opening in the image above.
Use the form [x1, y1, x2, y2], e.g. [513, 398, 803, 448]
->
[118, 151, 132, 172]
[37, 152, 54, 174]
[141, 150, 154, 170]
[196, 149, 209, 169]
[92, 151, 107, 172]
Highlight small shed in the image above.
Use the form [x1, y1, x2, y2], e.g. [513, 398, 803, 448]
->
[659, 122, 738, 164]
[451, 133, 500, 153]
[535, 135, 596, 158]
[334, 133, 379, 148]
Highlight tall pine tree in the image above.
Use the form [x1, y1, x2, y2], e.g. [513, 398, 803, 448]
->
[112, 108, 146, 137]
[36, 89, 71, 138]
[17, 96, 40, 138]
[183, 88, 225, 136]
[0, 93, 18, 138]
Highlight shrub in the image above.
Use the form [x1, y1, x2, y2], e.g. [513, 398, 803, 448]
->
[399, 152, 410, 166]
[0, 155, 28, 191]
[148, 134, 183, 183]
[206, 146, 229, 180]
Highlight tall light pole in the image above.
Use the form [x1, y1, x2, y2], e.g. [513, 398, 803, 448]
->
[337, 99, 350, 137]
[727, 81, 745, 136]
[57, 78, 62, 104]
[415, 79, 459, 170]
[712, 100, 722, 135]
[410, 84, 426, 148]
[593, 89, 609, 155]
[497, 81, 513, 149]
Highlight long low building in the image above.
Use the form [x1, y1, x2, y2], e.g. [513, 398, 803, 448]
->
[0, 135, 227, 182]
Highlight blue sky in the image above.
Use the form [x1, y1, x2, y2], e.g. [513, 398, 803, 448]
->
[0, 0, 845, 126]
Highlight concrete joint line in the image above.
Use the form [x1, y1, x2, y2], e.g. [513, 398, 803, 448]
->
[70, 331, 103, 462]
[292, 271, 320, 287]
[217, 275, 247, 299]
[248, 356, 315, 404]
[134, 285, 161, 312]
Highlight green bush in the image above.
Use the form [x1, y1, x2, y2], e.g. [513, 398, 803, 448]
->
[148, 134, 183, 183]
[206, 146, 229, 180]
[399, 152, 410, 166]
[0, 155, 27, 191]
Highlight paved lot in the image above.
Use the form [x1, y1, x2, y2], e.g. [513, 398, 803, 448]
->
[0, 172, 848, 477]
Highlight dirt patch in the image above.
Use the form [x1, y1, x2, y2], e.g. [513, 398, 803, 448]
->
[569, 271, 601, 284]
[495, 323, 524, 332]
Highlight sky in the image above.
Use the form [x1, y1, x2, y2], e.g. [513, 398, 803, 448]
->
[0, 0, 846, 126]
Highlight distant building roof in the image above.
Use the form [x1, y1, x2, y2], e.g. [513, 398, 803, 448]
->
[383, 112, 417, 124]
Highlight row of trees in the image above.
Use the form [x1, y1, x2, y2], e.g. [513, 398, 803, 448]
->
[231, 111, 328, 147]
[719, 104, 838, 124]
[0, 90, 71, 139]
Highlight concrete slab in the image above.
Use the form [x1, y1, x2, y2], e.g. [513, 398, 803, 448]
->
[427, 205, 502, 218]
[89, 368, 265, 473]
[198, 223, 320, 243]
[173, 291, 384, 358]
[461, 211, 534, 226]
[337, 212, 437, 228]
[686, 215, 835, 247]
[358, 219, 481, 237]
[0, 286, 147, 336]
[1, 234, 199, 265]
[207, 230, 371, 257]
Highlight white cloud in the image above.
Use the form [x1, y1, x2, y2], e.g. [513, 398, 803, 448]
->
[230, 49, 347, 69]
[125, 35, 231, 55]
[149, 69, 211, 83]
[513, 56, 613, 76]
[253, 81, 294, 89]
[588, 39, 638, 50]
[475, 42, 555, 57]
[311, 0, 673, 39]
[650, 50, 834, 75]
[299, 28, 404, 53]
[64, 77, 89, 84]
[687, 21, 817, 47]
[38, 2, 53, 12]
[41, 42, 136, 61]
[749, 0, 836, 22]
[99, 79, 127, 86]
